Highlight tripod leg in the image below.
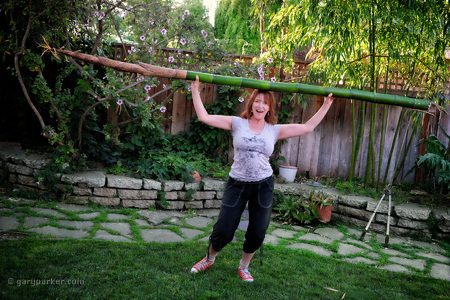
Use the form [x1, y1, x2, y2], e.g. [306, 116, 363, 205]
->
[384, 193, 392, 248]
[359, 194, 386, 241]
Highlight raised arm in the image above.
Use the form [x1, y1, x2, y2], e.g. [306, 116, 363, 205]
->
[191, 76, 232, 130]
[278, 93, 334, 140]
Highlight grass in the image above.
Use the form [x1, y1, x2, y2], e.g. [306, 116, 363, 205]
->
[1, 239, 449, 300]
[1, 195, 449, 299]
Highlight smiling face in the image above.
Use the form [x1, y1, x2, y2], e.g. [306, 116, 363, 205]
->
[251, 93, 270, 121]
[240, 89, 277, 125]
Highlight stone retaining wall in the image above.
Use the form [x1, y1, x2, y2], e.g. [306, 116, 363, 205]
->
[1, 146, 449, 241]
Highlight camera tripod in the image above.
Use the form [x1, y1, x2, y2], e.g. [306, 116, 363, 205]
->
[359, 184, 392, 248]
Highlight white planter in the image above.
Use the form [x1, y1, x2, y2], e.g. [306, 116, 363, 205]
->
[279, 166, 298, 183]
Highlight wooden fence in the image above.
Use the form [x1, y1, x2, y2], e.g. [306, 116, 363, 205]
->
[113, 44, 450, 183]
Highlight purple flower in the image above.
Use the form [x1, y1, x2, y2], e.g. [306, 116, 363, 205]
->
[117, 99, 123, 105]
[271, 77, 276, 82]
[152, 39, 157, 43]
[131, 47, 136, 52]
[168, 56, 174, 62]
[180, 38, 186, 45]
[188, 86, 192, 92]
[160, 106, 167, 113]
[184, 10, 190, 15]
[148, 47, 153, 52]
[238, 97, 244, 103]
[258, 67, 263, 73]
[244, 41, 248, 46]
[127, 50, 132, 55]
[145, 85, 151, 91]
[182, 15, 185, 20]
[93, 12, 99, 17]
[49, 130, 55, 135]
[268, 58, 273, 63]
[208, 42, 211, 47]
[201, 30, 207, 37]
[161, 28, 167, 35]
[150, 20, 154, 25]
[98, 12, 105, 20]
[140, 35, 145, 41]
[234, 62, 240, 66]
[260, 77, 265, 80]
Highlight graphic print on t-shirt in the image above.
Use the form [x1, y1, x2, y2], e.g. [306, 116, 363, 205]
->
[229, 116, 279, 181]
[236, 134, 269, 179]
[242, 136, 267, 157]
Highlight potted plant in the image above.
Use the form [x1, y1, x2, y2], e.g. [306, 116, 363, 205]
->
[309, 192, 334, 223]
[273, 191, 320, 224]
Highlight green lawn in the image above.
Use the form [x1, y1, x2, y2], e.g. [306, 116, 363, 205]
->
[0, 239, 448, 300]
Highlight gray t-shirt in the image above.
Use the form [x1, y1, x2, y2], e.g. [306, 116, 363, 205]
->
[229, 116, 280, 182]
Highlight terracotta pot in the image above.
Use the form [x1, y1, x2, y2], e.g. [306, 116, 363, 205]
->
[316, 205, 332, 223]
[190, 170, 202, 183]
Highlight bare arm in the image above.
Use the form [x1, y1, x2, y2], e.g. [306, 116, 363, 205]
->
[191, 76, 232, 130]
[278, 94, 334, 140]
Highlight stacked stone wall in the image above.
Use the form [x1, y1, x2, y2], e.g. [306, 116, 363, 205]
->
[1, 146, 449, 241]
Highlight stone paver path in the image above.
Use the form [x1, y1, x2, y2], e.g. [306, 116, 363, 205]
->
[0, 199, 448, 282]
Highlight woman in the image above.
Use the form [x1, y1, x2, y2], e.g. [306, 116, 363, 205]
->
[189, 75, 334, 282]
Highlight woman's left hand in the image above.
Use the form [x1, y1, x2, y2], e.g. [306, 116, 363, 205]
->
[324, 93, 335, 105]
[324, 93, 334, 105]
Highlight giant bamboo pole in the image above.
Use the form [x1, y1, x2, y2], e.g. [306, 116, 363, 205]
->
[53, 49, 431, 111]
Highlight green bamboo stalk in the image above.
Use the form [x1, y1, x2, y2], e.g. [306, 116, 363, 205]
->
[376, 55, 390, 187]
[365, 10, 376, 186]
[365, 103, 376, 185]
[383, 109, 405, 185]
[350, 101, 366, 181]
[392, 113, 415, 183]
[185, 71, 430, 110]
[350, 100, 356, 180]
[393, 112, 421, 182]
[53, 48, 431, 110]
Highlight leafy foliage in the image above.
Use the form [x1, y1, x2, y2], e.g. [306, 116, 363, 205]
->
[214, 0, 261, 54]
[2, 0, 241, 182]
[411, 134, 450, 193]
[273, 190, 320, 224]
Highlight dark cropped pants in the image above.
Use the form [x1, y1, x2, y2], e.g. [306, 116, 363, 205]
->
[210, 176, 274, 254]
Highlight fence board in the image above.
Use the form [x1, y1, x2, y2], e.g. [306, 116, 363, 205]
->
[317, 97, 335, 176]
[340, 98, 355, 178]
[329, 98, 345, 177]
[297, 96, 323, 177]
[171, 91, 187, 134]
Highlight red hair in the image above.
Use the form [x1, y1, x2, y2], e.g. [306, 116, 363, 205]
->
[240, 90, 277, 125]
